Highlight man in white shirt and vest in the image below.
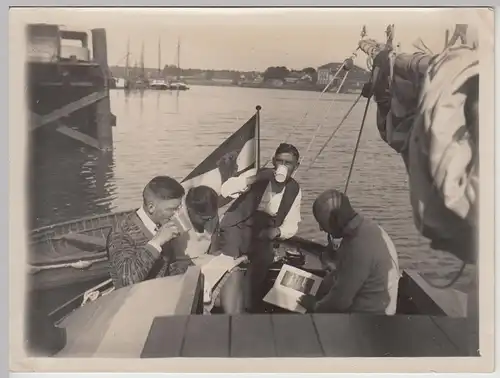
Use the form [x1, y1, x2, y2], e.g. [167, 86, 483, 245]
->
[218, 143, 302, 313]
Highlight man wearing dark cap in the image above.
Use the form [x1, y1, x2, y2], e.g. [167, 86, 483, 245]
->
[218, 143, 302, 313]
[299, 189, 400, 315]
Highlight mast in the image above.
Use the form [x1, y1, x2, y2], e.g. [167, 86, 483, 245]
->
[125, 36, 130, 79]
[158, 36, 162, 77]
[176, 37, 181, 81]
[140, 40, 145, 79]
[133, 60, 138, 79]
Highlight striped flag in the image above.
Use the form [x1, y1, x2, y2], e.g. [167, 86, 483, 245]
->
[181, 109, 260, 207]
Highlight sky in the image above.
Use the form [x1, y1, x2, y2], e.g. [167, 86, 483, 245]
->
[13, 7, 485, 71]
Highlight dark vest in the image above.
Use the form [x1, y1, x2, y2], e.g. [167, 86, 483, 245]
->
[218, 168, 300, 257]
[220, 168, 300, 228]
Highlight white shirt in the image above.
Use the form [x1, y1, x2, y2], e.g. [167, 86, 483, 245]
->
[220, 171, 301, 239]
[168, 196, 219, 266]
[136, 206, 158, 235]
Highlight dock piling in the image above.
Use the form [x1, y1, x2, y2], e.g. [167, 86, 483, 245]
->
[91, 28, 114, 151]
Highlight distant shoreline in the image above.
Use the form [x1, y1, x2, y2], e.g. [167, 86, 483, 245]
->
[118, 78, 362, 94]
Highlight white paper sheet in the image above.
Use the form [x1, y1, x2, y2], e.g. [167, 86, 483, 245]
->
[201, 254, 248, 303]
[263, 264, 323, 313]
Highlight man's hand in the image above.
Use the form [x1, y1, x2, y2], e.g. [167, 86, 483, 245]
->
[245, 168, 273, 187]
[150, 221, 181, 248]
[257, 227, 281, 240]
[298, 294, 317, 313]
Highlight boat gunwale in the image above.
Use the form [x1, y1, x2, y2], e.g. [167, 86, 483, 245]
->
[30, 208, 327, 249]
[30, 209, 134, 235]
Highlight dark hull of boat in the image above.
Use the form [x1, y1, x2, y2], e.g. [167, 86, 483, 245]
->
[28, 211, 131, 291]
[149, 85, 169, 90]
[168, 86, 189, 91]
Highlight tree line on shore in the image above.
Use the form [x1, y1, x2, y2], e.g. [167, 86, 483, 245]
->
[109, 64, 319, 82]
[109, 63, 369, 88]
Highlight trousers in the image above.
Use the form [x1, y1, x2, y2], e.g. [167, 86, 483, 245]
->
[218, 211, 276, 313]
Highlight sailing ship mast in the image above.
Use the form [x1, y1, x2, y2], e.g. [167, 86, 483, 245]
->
[176, 37, 181, 81]
[125, 37, 130, 80]
[140, 40, 145, 80]
[158, 36, 162, 77]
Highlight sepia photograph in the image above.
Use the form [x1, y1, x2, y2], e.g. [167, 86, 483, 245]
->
[280, 269, 316, 294]
[8, 5, 495, 373]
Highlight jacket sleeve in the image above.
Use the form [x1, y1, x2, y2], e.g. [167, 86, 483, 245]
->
[314, 246, 372, 313]
[107, 228, 162, 288]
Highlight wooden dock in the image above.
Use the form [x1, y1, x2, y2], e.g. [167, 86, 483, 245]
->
[27, 24, 116, 151]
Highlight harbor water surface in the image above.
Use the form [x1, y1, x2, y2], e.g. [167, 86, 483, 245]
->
[30, 85, 472, 291]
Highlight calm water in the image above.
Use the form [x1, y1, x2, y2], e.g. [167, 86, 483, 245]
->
[30, 85, 472, 291]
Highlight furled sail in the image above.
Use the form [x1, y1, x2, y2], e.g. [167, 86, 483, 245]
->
[359, 26, 480, 263]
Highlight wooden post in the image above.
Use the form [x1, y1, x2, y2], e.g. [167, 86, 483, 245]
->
[91, 28, 113, 151]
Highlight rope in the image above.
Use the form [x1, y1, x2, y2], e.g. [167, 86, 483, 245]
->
[423, 260, 468, 289]
[296, 75, 353, 170]
[262, 49, 360, 168]
[28, 255, 108, 275]
[300, 93, 363, 174]
[343, 96, 372, 194]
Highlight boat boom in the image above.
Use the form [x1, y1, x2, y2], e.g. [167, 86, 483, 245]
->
[358, 25, 436, 84]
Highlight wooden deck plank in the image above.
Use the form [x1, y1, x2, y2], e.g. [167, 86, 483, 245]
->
[349, 314, 461, 357]
[313, 314, 360, 357]
[140, 316, 188, 358]
[230, 315, 276, 357]
[181, 315, 230, 357]
[271, 314, 323, 357]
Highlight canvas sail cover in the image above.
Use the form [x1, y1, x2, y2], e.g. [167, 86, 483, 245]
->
[371, 43, 479, 263]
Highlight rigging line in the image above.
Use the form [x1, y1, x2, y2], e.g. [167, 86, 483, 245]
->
[302, 94, 363, 173]
[344, 96, 372, 195]
[262, 49, 360, 168]
[424, 260, 468, 289]
[295, 79, 355, 171]
[283, 57, 353, 141]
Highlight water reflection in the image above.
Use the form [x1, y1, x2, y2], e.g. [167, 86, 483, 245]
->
[139, 89, 144, 115]
[29, 131, 117, 229]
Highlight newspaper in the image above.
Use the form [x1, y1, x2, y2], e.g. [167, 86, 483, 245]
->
[263, 264, 323, 313]
[201, 254, 248, 303]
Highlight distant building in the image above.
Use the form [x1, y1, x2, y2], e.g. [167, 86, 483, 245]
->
[317, 62, 371, 92]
